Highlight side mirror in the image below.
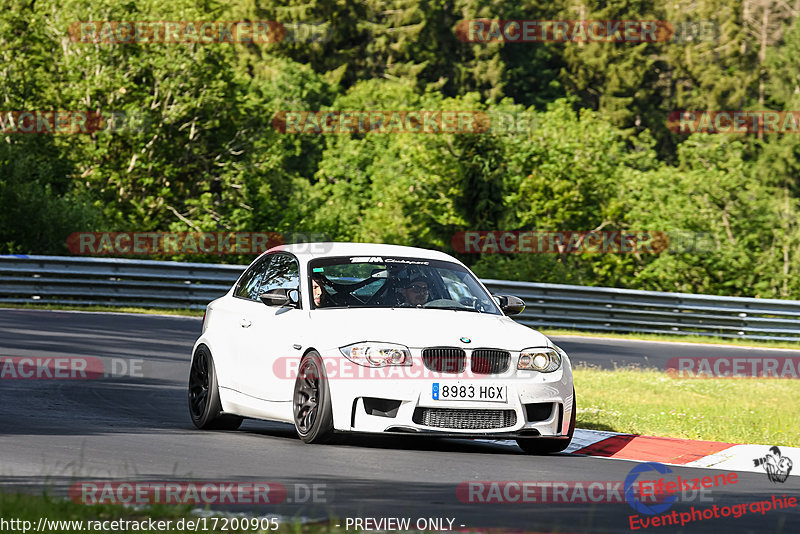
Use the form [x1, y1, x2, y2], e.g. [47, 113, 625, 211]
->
[259, 288, 299, 308]
[493, 295, 525, 316]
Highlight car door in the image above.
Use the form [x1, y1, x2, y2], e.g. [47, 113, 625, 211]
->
[211, 254, 272, 391]
[236, 253, 304, 401]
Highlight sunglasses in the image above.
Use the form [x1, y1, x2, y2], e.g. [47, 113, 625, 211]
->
[405, 284, 429, 292]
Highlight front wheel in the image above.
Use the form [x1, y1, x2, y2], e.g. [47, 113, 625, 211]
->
[293, 351, 334, 444]
[188, 346, 243, 430]
[516, 389, 576, 455]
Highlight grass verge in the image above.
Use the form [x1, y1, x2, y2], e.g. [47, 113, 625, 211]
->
[574, 364, 800, 446]
[0, 491, 332, 533]
[0, 492, 189, 532]
[542, 328, 800, 351]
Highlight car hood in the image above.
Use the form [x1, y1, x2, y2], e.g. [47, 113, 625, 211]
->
[306, 308, 552, 352]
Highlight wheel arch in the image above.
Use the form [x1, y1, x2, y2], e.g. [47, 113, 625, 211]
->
[298, 347, 350, 432]
[191, 335, 234, 391]
[188, 342, 243, 430]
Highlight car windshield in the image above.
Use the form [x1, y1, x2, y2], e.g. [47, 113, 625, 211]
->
[309, 255, 501, 314]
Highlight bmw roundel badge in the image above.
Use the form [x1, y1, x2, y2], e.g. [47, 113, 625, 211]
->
[460, 336, 471, 343]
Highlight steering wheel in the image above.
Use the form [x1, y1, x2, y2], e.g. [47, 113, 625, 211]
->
[459, 296, 478, 309]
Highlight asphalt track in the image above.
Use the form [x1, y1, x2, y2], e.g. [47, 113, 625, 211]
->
[0, 308, 798, 533]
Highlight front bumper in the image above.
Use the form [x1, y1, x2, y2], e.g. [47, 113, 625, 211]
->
[325, 352, 574, 438]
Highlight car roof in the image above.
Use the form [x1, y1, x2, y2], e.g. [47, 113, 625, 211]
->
[266, 242, 461, 264]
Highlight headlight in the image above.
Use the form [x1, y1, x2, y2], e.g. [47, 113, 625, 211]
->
[518, 347, 562, 373]
[340, 342, 412, 368]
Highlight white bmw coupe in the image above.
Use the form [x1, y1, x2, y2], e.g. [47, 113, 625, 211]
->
[188, 243, 575, 453]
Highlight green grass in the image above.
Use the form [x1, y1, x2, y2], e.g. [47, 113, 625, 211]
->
[542, 328, 800, 351]
[574, 364, 800, 446]
[0, 491, 335, 533]
[0, 492, 191, 532]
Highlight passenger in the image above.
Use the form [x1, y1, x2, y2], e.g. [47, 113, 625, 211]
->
[311, 275, 333, 308]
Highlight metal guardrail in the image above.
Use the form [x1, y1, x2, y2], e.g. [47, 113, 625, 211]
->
[480, 280, 800, 341]
[2, 255, 800, 341]
[0, 255, 242, 310]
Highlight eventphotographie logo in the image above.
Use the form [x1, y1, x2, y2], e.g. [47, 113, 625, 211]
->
[753, 446, 794, 483]
[625, 463, 678, 516]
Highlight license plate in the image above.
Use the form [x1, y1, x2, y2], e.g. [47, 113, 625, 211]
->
[432, 383, 506, 402]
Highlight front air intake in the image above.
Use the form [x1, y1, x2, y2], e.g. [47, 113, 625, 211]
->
[412, 408, 517, 430]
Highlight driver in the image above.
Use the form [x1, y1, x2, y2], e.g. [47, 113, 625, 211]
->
[398, 276, 430, 306]
[312, 279, 325, 307]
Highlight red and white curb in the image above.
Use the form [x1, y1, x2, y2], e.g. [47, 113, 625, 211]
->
[488, 429, 797, 476]
[567, 429, 799, 476]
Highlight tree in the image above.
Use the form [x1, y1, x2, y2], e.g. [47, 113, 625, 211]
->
[621, 135, 782, 296]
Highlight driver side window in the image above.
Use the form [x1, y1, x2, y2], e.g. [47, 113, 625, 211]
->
[258, 254, 300, 297]
[234, 256, 271, 300]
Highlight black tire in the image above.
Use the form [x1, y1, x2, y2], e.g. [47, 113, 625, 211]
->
[516, 389, 576, 455]
[188, 346, 243, 430]
[293, 351, 334, 444]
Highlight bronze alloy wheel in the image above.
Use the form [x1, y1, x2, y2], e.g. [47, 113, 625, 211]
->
[293, 351, 334, 443]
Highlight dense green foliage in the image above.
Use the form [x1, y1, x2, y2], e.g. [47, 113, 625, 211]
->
[2, 0, 800, 298]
